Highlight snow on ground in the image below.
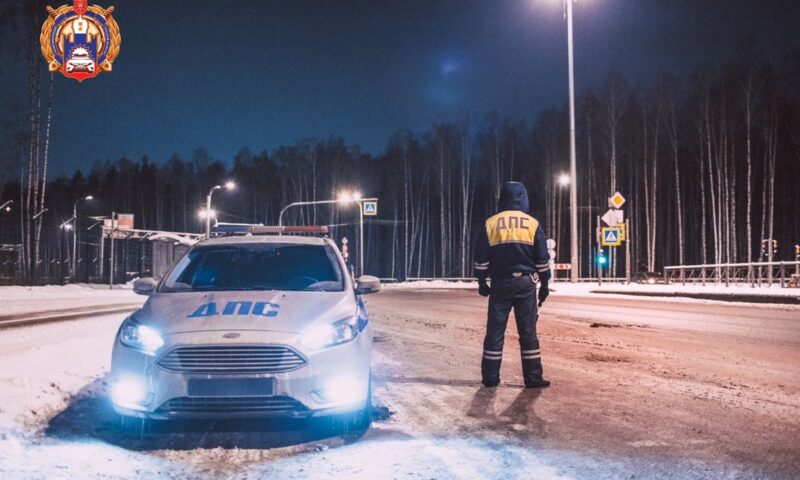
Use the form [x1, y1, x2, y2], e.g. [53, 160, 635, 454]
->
[385, 279, 800, 307]
[0, 289, 797, 478]
[1, 284, 143, 316]
[552, 281, 800, 298]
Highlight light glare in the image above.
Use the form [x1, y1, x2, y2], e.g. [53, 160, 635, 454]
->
[110, 377, 149, 409]
[321, 374, 367, 404]
[197, 208, 217, 219]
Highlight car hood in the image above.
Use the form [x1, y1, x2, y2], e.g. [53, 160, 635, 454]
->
[133, 290, 356, 335]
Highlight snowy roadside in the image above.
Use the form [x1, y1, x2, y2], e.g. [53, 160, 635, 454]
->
[384, 280, 800, 307]
[1, 284, 144, 317]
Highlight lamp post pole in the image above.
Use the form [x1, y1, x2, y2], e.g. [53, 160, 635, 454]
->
[278, 199, 344, 228]
[204, 182, 235, 239]
[359, 201, 364, 277]
[205, 186, 221, 239]
[71, 195, 93, 282]
[565, 0, 579, 282]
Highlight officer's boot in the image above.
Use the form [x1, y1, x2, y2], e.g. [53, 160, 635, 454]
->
[481, 350, 502, 387]
[521, 350, 550, 388]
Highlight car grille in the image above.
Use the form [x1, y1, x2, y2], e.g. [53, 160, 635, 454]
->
[157, 345, 307, 374]
[156, 396, 308, 416]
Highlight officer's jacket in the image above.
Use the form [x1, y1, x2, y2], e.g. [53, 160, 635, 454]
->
[474, 182, 551, 282]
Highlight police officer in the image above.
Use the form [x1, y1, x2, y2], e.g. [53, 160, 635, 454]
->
[473, 181, 551, 388]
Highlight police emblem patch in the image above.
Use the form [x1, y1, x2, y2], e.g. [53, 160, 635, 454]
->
[40, 0, 121, 82]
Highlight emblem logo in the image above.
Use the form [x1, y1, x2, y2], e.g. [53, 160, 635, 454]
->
[222, 332, 241, 339]
[39, 0, 121, 82]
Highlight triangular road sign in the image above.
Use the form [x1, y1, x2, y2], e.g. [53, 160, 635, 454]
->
[363, 201, 378, 216]
[601, 226, 623, 246]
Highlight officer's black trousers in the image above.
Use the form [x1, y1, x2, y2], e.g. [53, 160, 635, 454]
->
[481, 275, 543, 386]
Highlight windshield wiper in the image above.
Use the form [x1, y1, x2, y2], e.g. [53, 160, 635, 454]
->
[241, 285, 279, 291]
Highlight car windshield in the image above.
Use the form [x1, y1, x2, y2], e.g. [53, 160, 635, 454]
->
[160, 243, 345, 292]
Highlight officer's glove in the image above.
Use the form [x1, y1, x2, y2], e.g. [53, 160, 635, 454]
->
[478, 279, 491, 297]
[537, 282, 550, 306]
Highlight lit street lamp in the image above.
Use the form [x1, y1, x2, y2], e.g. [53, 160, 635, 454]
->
[557, 173, 570, 187]
[205, 181, 235, 239]
[71, 195, 94, 281]
[0, 200, 13, 212]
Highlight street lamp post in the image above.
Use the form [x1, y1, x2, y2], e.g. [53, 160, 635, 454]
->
[60, 221, 73, 286]
[277, 192, 371, 275]
[205, 181, 235, 239]
[71, 195, 93, 281]
[278, 199, 347, 228]
[564, 0, 579, 281]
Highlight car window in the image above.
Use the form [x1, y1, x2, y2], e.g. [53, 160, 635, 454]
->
[160, 243, 344, 292]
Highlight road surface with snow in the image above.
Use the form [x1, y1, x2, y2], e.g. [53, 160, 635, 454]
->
[0, 286, 798, 479]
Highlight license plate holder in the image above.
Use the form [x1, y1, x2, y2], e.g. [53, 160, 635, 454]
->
[187, 378, 274, 397]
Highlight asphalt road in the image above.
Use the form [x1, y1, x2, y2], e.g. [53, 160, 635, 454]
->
[0, 288, 797, 479]
[366, 288, 800, 479]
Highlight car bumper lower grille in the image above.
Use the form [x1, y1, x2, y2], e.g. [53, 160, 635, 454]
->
[157, 345, 307, 374]
[156, 396, 309, 417]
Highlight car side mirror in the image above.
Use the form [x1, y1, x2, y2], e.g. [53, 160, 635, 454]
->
[355, 275, 381, 295]
[133, 277, 157, 296]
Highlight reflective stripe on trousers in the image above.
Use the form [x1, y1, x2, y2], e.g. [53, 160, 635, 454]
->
[481, 275, 544, 384]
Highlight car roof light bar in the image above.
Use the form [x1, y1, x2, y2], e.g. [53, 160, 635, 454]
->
[212, 223, 328, 236]
[251, 225, 329, 235]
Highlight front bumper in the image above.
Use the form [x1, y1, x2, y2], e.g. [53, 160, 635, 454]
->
[110, 328, 371, 420]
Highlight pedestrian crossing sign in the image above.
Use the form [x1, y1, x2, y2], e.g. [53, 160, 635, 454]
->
[601, 227, 623, 246]
[363, 200, 378, 216]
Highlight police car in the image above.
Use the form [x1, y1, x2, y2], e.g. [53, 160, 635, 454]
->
[109, 226, 379, 433]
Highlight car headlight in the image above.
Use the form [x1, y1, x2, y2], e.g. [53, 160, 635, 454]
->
[302, 318, 358, 350]
[119, 318, 164, 355]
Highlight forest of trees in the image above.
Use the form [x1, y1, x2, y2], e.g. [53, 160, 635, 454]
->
[3, 50, 800, 283]
[1, 0, 799, 283]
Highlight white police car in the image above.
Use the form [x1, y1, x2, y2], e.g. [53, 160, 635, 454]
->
[109, 231, 379, 432]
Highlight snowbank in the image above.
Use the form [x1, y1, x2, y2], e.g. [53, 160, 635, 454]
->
[384, 279, 800, 307]
[0, 284, 143, 316]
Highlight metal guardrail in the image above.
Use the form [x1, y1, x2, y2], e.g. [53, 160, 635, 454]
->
[403, 276, 630, 283]
[664, 261, 800, 288]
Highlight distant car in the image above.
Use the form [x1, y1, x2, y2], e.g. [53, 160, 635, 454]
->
[633, 271, 663, 284]
[109, 233, 379, 435]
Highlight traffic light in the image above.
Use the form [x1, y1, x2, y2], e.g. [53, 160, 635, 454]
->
[596, 253, 608, 266]
[795, 244, 800, 256]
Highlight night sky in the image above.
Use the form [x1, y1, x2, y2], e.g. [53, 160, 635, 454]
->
[1, 0, 798, 177]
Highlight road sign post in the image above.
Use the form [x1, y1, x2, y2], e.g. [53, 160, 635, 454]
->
[596, 215, 602, 286]
[547, 238, 556, 281]
[625, 218, 631, 284]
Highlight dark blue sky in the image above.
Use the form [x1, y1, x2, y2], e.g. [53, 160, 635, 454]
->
[2, 0, 798, 177]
